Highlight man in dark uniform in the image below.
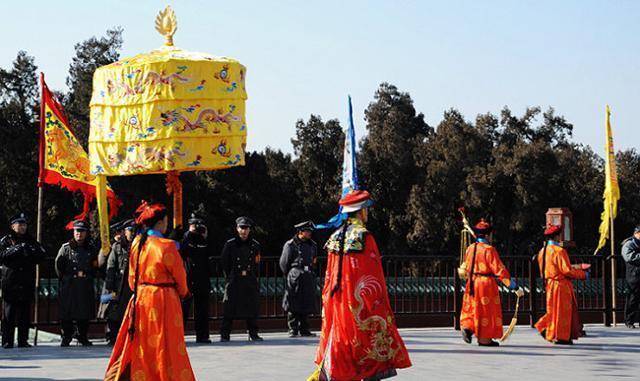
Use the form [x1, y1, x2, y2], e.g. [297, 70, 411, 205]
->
[621, 225, 640, 329]
[181, 213, 213, 343]
[55, 220, 98, 347]
[0, 213, 46, 348]
[220, 216, 263, 342]
[280, 221, 318, 337]
[102, 219, 135, 345]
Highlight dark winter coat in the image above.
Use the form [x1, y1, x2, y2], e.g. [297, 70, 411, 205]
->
[181, 231, 213, 295]
[0, 231, 46, 302]
[220, 237, 261, 318]
[622, 237, 640, 288]
[55, 239, 98, 321]
[279, 236, 318, 314]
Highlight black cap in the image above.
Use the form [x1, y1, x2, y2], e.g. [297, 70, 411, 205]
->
[188, 213, 205, 225]
[110, 220, 124, 232]
[9, 212, 27, 225]
[73, 220, 90, 231]
[295, 220, 315, 232]
[122, 219, 135, 230]
[235, 216, 254, 228]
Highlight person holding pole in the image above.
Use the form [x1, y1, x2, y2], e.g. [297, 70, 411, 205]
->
[0, 213, 46, 349]
[535, 224, 588, 345]
[459, 219, 518, 347]
[621, 225, 640, 329]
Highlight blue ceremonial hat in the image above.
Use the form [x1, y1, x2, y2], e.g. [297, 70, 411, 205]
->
[9, 212, 27, 225]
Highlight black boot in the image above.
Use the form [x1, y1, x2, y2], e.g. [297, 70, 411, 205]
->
[248, 333, 263, 342]
[478, 340, 500, 347]
[462, 329, 473, 344]
[288, 330, 299, 338]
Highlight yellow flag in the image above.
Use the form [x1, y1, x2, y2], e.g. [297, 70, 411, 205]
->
[596, 105, 620, 252]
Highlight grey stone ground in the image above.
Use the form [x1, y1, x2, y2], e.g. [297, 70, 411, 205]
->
[0, 325, 638, 380]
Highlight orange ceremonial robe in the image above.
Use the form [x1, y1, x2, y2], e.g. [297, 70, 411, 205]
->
[104, 232, 195, 381]
[534, 243, 586, 342]
[460, 241, 511, 340]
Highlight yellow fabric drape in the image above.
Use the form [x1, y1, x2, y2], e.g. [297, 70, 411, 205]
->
[96, 174, 110, 254]
[596, 105, 620, 252]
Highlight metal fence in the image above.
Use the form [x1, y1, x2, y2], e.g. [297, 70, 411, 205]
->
[3, 254, 629, 332]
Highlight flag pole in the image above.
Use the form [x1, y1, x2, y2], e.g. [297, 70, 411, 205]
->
[34, 72, 46, 346]
[610, 200, 617, 327]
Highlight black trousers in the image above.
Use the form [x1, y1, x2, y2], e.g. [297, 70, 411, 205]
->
[182, 292, 211, 340]
[625, 282, 640, 324]
[61, 319, 89, 342]
[287, 312, 310, 333]
[1, 300, 31, 346]
[106, 318, 122, 343]
[220, 316, 258, 337]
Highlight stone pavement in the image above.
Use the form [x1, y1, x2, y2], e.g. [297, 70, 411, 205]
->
[0, 325, 638, 380]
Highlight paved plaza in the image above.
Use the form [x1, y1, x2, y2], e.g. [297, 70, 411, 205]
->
[0, 325, 638, 380]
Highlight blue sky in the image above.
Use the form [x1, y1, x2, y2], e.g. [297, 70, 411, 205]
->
[1, 0, 638, 156]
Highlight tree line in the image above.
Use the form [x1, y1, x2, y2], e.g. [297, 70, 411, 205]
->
[1, 28, 639, 259]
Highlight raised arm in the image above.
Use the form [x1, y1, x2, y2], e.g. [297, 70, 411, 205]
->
[556, 248, 586, 280]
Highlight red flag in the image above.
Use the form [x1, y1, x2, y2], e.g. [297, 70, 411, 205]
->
[39, 73, 120, 226]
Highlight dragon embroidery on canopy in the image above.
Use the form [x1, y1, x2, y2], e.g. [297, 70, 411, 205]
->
[350, 275, 399, 364]
[160, 107, 241, 133]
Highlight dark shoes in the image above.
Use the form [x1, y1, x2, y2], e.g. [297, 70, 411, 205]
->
[196, 338, 212, 344]
[78, 339, 93, 347]
[555, 340, 574, 345]
[60, 338, 72, 347]
[462, 329, 473, 344]
[2, 343, 13, 349]
[288, 330, 299, 338]
[540, 330, 547, 339]
[478, 340, 500, 347]
[220, 335, 230, 342]
[17, 342, 31, 348]
[300, 331, 316, 337]
[248, 334, 264, 342]
[625, 323, 637, 329]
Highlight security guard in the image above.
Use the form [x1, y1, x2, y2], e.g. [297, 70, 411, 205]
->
[0, 213, 46, 348]
[181, 213, 213, 343]
[55, 220, 98, 347]
[101, 219, 135, 345]
[279, 221, 318, 337]
[220, 217, 263, 342]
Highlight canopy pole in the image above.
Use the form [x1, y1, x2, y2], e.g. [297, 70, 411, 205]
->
[96, 175, 111, 255]
[166, 171, 183, 229]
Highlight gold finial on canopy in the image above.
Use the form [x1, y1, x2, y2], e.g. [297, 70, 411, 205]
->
[155, 6, 178, 46]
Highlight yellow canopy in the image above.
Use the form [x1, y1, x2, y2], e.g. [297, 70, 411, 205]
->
[89, 45, 247, 175]
[89, 6, 248, 252]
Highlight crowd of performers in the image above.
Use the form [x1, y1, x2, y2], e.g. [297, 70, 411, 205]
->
[1, 188, 640, 380]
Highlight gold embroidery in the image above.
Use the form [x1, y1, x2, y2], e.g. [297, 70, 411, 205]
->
[350, 275, 399, 364]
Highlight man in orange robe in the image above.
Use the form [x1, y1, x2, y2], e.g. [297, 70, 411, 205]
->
[310, 190, 411, 381]
[460, 219, 517, 347]
[104, 202, 195, 381]
[535, 224, 587, 345]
